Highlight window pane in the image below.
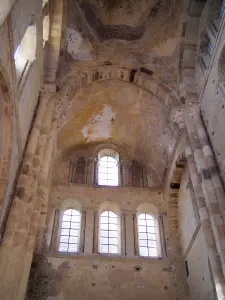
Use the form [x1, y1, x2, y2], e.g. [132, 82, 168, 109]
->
[100, 223, 109, 230]
[139, 240, 148, 247]
[139, 247, 148, 256]
[100, 244, 108, 253]
[146, 219, 155, 226]
[138, 219, 147, 226]
[69, 236, 78, 244]
[108, 211, 117, 218]
[58, 209, 80, 253]
[101, 216, 109, 223]
[149, 248, 157, 257]
[71, 215, 80, 222]
[109, 231, 117, 238]
[99, 211, 119, 254]
[63, 214, 71, 221]
[70, 229, 79, 236]
[109, 223, 117, 230]
[60, 236, 69, 243]
[70, 222, 80, 229]
[61, 228, 69, 235]
[138, 226, 147, 233]
[109, 245, 118, 253]
[68, 244, 78, 252]
[59, 243, 68, 252]
[62, 222, 70, 228]
[64, 209, 72, 215]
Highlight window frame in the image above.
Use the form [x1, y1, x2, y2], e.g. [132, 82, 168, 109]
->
[98, 210, 121, 255]
[57, 208, 82, 254]
[136, 212, 162, 259]
[97, 155, 119, 187]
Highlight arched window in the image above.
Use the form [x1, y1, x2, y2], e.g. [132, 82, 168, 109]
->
[59, 209, 81, 252]
[99, 211, 119, 254]
[43, 15, 50, 45]
[97, 149, 119, 186]
[69, 156, 86, 184]
[131, 161, 144, 187]
[137, 213, 157, 257]
[14, 25, 37, 84]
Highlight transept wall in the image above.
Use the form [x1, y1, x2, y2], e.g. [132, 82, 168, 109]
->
[1, 0, 225, 300]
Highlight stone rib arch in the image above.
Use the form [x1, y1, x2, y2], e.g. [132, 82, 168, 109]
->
[0, 66, 14, 238]
[55, 65, 182, 129]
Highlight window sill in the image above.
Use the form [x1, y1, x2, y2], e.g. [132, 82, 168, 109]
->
[44, 251, 167, 263]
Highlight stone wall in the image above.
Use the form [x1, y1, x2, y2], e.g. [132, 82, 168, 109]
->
[26, 254, 177, 300]
[26, 183, 189, 300]
[200, 22, 225, 186]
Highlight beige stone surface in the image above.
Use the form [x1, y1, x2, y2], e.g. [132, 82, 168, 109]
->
[0, 0, 225, 300]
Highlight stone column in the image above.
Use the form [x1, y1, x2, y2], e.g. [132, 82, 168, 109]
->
[124, 211, 135, 256]
[86, 157, 95, 185]
[158, 214, 167, 258]
[121, 160, 131, 186]
[84, 208, 95, 255]
[185, 141, 225, 298]
[68, 156, 78, 183]
[0, 89, 56, 300]
[186, 111, 225, 276]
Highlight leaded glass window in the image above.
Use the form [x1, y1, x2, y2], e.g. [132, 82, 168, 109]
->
[98, 156, 119, 186]
[221, 0, 225, 17]
[137, 213, 157, 257]
[59, 209, 81, 252]
[99, 211, 119, 254]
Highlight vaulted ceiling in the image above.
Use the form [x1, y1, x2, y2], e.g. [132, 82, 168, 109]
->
[56, 0, 187, 185]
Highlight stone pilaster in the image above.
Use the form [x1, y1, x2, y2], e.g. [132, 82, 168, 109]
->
[186, 113, 225, 277]
[124, 211, 135, 256]
[84, 208, 95, 255]
[0, 89, 56, 300]
[185, 140, 225, 298]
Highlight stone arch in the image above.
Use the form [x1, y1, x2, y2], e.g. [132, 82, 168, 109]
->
[56, 65, 182, 129]
[0, 67, 13, 238]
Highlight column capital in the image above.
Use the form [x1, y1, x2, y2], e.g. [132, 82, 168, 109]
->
[170, 106, 185, 129]
[120, 159, 132, 167]
[40, 84, 56, 97]
[69, 153, 78, 164]
[186, 97, 200, 118]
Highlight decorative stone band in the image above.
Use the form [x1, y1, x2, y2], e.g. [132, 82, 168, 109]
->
[185, 137, 225, 299]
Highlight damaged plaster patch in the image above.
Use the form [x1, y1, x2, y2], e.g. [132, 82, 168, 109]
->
[66, 28, 93, 60]
[82, 105, 115, 142]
